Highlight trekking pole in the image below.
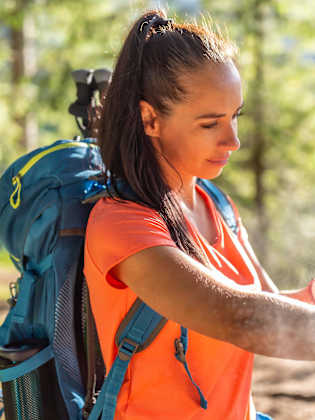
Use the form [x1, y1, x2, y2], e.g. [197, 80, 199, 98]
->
[68, 68, 111, 138]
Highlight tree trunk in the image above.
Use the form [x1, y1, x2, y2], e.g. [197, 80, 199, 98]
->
[250, 0, 269, 262]
[10, 2, 38, 151]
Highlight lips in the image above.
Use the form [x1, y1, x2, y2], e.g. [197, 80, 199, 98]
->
[207, 157, 230, 165]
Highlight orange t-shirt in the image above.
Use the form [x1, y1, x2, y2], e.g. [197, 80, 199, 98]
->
[84, 185, 260, 420]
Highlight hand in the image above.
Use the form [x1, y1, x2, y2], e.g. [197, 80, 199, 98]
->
[308, 278, 315, 304]
[280, 279, 315, 304]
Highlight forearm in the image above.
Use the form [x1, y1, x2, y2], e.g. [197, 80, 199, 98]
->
[226, 288, 315, 360]
[118, 246, 315, 361]
[179, 270, 315, 361]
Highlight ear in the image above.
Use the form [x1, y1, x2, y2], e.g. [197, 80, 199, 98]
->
[139, 100, 161, 138]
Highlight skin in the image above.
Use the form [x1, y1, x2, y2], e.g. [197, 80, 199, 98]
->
[111, 61, 315, 360]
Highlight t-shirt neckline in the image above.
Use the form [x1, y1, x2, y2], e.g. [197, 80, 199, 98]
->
[183, 184, 221, 247]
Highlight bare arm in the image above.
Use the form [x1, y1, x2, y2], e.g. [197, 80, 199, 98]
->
[111, 245, 315, 361]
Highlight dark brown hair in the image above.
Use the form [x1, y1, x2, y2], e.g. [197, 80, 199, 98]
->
[96, 10, 236, 263]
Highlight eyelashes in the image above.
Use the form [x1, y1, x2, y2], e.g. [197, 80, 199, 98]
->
[201, 112, 245, 130]
[201, 122, 218, 129]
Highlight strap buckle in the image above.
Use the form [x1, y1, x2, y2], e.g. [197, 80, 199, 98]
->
[118, 337, 139, 362]
[174, 338, 186, 364]
[7, 281, 18, 307]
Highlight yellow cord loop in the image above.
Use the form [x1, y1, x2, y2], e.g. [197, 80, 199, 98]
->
[9, 175, 22, 209]
[10, 254, 20, 262]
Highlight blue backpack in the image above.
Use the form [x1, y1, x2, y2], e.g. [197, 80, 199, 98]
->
[0, 138, 238, 420]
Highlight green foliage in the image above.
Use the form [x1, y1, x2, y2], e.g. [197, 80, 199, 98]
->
[0, 249, 14, 301]
[0, 249, 11, 268]
[0, 0, 147, 172]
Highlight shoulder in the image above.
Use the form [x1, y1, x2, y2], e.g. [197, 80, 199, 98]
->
[85, 197, 176, 283]
[86, 198, 173, 252]
[87, 197, 166, 229]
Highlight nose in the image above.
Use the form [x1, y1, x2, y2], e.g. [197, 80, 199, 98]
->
[219, 123, 240, 151]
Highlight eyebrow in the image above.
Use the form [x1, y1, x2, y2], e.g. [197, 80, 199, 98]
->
[195, 102, 244, 120]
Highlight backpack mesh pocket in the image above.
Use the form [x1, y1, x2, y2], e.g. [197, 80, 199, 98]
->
[0, 348, 69, 420]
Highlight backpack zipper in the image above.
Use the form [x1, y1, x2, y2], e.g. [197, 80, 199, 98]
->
[9, 141, 97, 210]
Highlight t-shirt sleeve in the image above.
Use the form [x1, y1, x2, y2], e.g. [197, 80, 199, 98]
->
[84, 199, 177, 288]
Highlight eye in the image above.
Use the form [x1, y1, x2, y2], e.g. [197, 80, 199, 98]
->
[200, 121, 218, 129]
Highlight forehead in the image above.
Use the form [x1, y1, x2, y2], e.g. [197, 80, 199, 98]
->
[178, 61, 242, 112]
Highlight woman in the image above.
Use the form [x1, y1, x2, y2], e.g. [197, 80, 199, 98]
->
[84, 10, 315, 420]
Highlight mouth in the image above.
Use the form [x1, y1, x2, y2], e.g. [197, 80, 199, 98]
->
[206, 158, 229, 166]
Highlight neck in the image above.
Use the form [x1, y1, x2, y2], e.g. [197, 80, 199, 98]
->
[157, 152, 198, 210]
[165, 171, 197, 211]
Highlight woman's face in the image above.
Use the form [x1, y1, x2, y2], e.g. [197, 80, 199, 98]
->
[154, 61, 243, 184]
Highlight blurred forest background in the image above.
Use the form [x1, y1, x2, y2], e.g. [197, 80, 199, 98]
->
[0, 0, 315, 290]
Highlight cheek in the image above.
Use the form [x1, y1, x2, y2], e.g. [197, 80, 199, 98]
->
[158, 125, 185, 158]
[158, 121, 214, 168]
[161, 140, 184, 163]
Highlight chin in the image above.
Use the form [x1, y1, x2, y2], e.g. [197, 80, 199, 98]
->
[198, 168, 224, 180]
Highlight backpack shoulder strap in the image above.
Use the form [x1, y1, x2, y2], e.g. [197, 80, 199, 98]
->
[196, 178, 239, 235]
[88, 300, 166, 420]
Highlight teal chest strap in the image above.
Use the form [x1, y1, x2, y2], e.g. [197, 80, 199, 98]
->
[175, 326, 208, 409]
